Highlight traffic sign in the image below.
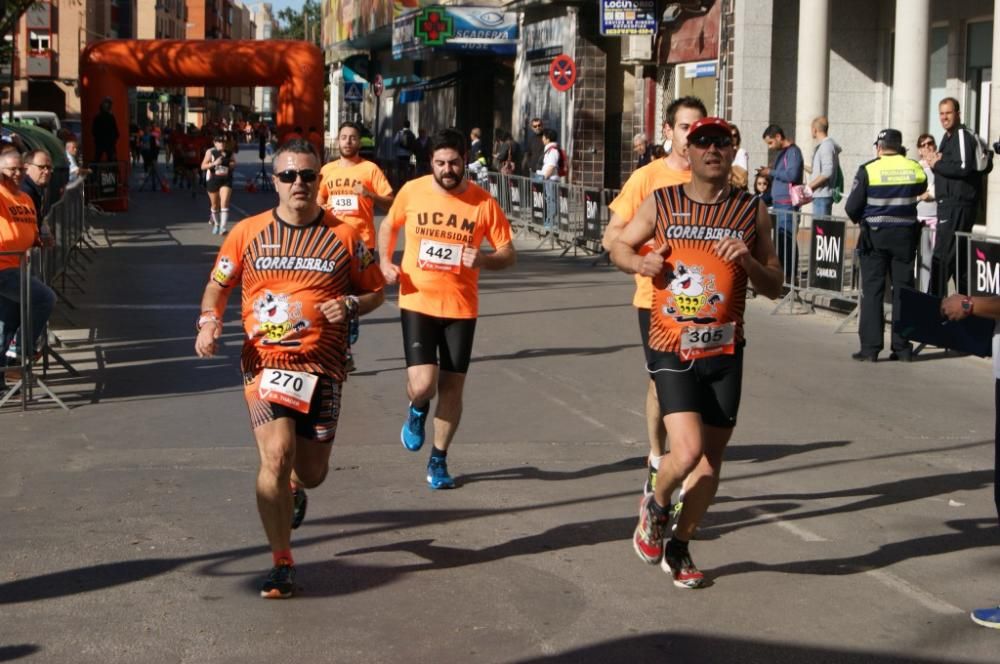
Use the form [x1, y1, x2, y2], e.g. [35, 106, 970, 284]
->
[344, 82, 364, 103]
[549, 55, 577, 92]
[373, 74, 384, 98]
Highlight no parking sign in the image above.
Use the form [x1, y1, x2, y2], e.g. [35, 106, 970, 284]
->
[549, 55, 577, 92]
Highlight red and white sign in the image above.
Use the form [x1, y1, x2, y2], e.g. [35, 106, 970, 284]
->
[373, 74, 384, 97]
[549, 55, 577, 92]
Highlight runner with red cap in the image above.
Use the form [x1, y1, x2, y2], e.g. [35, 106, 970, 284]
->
[610, 116, 784, 588]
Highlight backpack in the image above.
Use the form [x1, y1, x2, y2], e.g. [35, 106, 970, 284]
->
[959, 127, 994, 174]
[832, 163, 845, 203]
[546, 143, 568, 178]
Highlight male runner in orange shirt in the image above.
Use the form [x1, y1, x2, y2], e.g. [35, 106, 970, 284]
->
[317, 121, 394, 250]
[377, 129, 516, 489]
[195, 139, 385, 599]
[602, 96, 706, 497]
[611, 118, 783, 588]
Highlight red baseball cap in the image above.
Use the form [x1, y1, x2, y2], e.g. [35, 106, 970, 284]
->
[687, 117, 734, 139]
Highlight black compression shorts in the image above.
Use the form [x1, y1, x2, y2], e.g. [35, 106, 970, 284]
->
[648, 346, 744, 428]
[206, 177, 233, 193]
[637, 307, 654, 368]
[401, 309, 477, 374]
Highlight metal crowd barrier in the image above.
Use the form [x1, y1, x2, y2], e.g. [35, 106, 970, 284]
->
[84, 161, 127, 208]
[0, 249, 68, 411]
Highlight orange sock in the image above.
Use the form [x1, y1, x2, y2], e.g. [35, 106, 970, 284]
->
[272, 549, 294, 567]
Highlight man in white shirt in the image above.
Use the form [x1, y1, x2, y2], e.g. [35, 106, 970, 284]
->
[536, 128, 562, 230]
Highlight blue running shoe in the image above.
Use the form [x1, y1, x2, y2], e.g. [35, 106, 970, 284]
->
[401, 403, 428, 451]
[426, 456, 455, 490]
[971, 606, 1000, 629]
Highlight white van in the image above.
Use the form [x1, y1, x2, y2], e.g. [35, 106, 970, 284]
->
[10, 111, 61, 133]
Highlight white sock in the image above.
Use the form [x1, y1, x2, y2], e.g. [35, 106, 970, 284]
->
[210, 209, 218, 225]
[649, 454, 665, 470]
[220, 208, 229, 227]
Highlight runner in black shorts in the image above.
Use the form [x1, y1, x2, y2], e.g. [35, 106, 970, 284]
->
[611, 117, 783, 589]
[201, 135, 236, 235]
[378, 129, 515, 490]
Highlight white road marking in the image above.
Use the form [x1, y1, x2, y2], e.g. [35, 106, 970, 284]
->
[865, 569, 964, 615]
[747, 506, 828, 542]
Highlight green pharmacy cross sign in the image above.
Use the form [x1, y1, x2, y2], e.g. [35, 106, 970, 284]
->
[414, 6, 454, 46]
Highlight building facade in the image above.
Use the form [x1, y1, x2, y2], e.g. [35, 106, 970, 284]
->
[252, 3, 277, 122]
[135, 0, 187, 128]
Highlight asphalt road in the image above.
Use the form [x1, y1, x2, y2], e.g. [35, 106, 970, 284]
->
[1, 152, 998, 663]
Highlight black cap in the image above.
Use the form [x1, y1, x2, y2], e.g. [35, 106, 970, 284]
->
[875, 128, 903, 149]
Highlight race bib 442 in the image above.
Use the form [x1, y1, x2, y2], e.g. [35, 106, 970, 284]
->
[417, 238, 463, 273]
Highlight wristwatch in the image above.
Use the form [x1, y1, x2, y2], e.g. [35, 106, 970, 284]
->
[197, 312, 220, 331]
[343, 295, 360, 319]
[961, 296, 974, 314]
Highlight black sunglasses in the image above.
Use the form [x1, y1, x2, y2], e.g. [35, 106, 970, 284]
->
[689, 134, 734, 149]
[274, 169, 318, 184]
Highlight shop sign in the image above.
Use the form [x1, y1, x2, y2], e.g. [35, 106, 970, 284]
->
[972, 239, 1000, 296]
[599, 0, 657, 36]
[684, 61, 717, 79]
[808, 217, 845, 292]
[393, 6, 518, 59]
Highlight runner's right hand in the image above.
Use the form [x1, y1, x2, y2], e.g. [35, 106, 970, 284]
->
[195, 322, 221, 358]
[636, 243, 671, 277]
[380, 262, 401, 285]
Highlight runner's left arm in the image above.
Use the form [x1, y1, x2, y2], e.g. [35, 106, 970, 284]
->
[195, 281, 231, 358]
[715, 199, 783, 299]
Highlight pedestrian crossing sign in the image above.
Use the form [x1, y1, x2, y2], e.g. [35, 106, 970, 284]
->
[344, 82, 364, 103]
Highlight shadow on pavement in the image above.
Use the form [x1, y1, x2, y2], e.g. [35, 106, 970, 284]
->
[0, 645, 41, 663]
[507, 633, 971, 664]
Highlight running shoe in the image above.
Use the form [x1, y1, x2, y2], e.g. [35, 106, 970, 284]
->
[401, 402, 429, 451]
[971, 606, 1000, 629]
[219, 226, 228, 235]
[260, 561, 295, 599]
[642, 464, 657, 497]
[633, 494, 669, 564]
[345, 349, 357, 374]
[661, 541, 705, 589]
[291, 487, 307, 530]
[426, 455, 455, 490]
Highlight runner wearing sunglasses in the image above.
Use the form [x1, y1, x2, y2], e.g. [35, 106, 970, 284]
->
[610, 117, 783, 588]
[194, 139, 385, 598]
[377, 128, 516, 490]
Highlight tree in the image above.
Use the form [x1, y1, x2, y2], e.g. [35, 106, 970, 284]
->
[273, 0, 322, 44]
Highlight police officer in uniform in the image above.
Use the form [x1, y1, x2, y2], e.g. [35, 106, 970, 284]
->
[845, 129, 927, 362]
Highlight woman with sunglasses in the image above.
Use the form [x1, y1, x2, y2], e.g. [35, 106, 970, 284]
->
[916, 133, 938, 291]
[201, 134, 236, 235]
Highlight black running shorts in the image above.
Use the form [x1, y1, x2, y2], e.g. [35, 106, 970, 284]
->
[244, 372, 342, 442]
[206, 177, 233, 193]
[401, 309, 477, 374]
[648, 346, 744, 428]
[636, 307, 654, 367]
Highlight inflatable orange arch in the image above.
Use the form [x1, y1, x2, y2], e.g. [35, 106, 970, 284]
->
[80, 39, 324, 210]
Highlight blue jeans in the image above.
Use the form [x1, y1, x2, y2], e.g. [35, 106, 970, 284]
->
[812, 197, 832, 219]
[0, 268, 56, 364]
[773, 203, 799, 285]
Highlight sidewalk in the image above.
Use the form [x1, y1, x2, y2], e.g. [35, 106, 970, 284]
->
[1, 158, 997, 663]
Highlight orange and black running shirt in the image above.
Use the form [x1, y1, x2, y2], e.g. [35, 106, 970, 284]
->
[648, 185, 758, 358]
[0, 187, 37, 271]
[386, 175, 512, 319]
[608, 160, 690, 308]
[316, 159, 393, 249]
[209, 208, 385, 382]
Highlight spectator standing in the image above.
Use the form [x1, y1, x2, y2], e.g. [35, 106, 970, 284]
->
[537, 128, 562, 231]
[916, 133, 938, 292]
[807, 116, 841, 219]
[493, 128, 521, 175]
[20, 150, 54, 229]
[633, 133, 653, 169]
[522, 117, 545, 175]
[844, 129, 926, 362]
[928, 97, 985, 296]
[730, 124, 749, 189]
[414, 128, 431, 176]
[394, 120, 417, 188]
[468, 128, 484, 166]
[65, 139, 90, 183]
[759, 125, 804, 284]
[92, 97, 119, 163]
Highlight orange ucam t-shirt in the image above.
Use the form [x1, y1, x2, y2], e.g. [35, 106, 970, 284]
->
[387, 175, 513, 319]
[607, 159, 691, 308]
[209, 207, 385, 383]
[317, 158, 393, 249]
[0, 186, 38, 271]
